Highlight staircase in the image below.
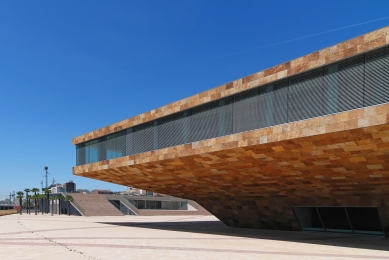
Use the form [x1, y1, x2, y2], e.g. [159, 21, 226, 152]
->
[106, 194, 139, 215]
[70, 193, 123, 216]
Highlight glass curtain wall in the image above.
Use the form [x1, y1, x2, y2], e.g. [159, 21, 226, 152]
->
[76, 46, 389, 166]
[130, 200, 188, 210]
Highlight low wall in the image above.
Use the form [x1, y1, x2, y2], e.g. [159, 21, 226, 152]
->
[0, 210, 17, 216]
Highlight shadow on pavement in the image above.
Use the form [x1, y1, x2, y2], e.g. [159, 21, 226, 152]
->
[99, 219, 389, 252]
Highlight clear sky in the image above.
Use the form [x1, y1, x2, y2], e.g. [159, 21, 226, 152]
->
[1, 0, 388, 199]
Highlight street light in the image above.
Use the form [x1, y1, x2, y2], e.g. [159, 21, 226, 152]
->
[44, 166, 49, 189]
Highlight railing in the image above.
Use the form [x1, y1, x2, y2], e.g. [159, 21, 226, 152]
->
[108, 199, 120, 210]
[106, 195, 139, 215]
[187, 200, 199, 210]
[119, 202, 137, 216]
[124, 194, 185, 202]
[61, 192, 85, 216]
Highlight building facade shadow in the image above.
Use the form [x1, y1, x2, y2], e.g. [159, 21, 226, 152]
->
[99, 219, 389, 252]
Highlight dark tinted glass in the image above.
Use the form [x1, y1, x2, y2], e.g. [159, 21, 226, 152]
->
[76, 46, 389, 166]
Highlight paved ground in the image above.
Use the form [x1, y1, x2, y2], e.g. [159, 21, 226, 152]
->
[1, 214, 389, 260]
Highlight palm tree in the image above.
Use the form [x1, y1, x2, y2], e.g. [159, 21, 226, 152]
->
[32, 194, 40, 215]
[55, 195, 63, 215]
[31, 188, 40, 215]
[16, 191, 24, 215]
[24, 189, 30, 214]
[43, 188, 51, 214]
[65, 195, 74, 216]
[39, 194, 46, 215]
[26, 195, 32, 214]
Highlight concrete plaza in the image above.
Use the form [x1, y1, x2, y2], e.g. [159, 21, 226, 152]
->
[1, 214, 389, 260]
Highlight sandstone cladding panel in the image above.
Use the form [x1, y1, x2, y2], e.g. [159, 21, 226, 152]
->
[73, 104, 389, 235]
[73, 26, 389, 145]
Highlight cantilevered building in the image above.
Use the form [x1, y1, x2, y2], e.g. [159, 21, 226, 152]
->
[73, 26, 389, 236]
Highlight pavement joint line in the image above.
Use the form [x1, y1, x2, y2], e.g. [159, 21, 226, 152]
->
[0, 225, 113, 236]
[15, 215, 101, 260]
[3, 214, 389, 259]
[0, 237, 251, 240]
[1, 240, 389, 259]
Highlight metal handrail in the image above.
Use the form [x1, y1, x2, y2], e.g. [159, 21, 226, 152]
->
[187, 200, 199, 210]
[61, 192, 85, 216]
[119, 201, 137, 216]
[106, 194, 139, 215]
[108, 199, 120, 210]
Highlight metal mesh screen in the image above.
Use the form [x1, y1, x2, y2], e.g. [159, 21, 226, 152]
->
[217, 97, 233, 137]
[76, 144, 85, 165]
[257, 85, 275, 128]
[189, 101, 218, 142]
[76, 46, 389, 166]
[365, 47, 389, 106]
[233, 89, 260, 133]
[85, 138, 105, 164]
[338, 56, 365, 111]
[288, 69, 324, 122]
[324, 56, 365, 114]
[270, 80, 289, 125]
[105, 131, 126, 160]
[189, 99, 233, 142]
[158, 112, 189, 149]
[132, 122, 157, 154]
[125, 128, 134, 155]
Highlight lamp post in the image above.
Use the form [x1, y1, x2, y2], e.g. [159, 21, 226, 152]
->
[44, 166, 49, 189]
[44, 166, 49, 214]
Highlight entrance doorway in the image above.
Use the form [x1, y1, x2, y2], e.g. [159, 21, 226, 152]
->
[292, 207, 384, 236]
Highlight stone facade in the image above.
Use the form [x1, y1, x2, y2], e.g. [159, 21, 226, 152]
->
[73, 26, 389, 236]
[73, 26, 389, 145]
[74, 104, 389, 235]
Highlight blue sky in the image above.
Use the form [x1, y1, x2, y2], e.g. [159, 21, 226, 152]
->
[1, 0, 388, 199]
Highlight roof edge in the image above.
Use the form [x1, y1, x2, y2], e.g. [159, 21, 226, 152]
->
[73, 25, 389, 145]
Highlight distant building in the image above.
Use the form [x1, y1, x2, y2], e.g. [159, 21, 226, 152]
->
[125, 186, 136, 194]
[51, 184, 64, 194]
[90, 189, 113, 195]
[63, 180, 76, 193]
[122, 187, 158, 196]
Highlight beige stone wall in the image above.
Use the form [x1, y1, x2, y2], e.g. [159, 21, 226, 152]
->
[73, 26, 389, 145]
[72, 103, 389, 235]
[0, 210, 17, 216]
[73, 103, 389, 174]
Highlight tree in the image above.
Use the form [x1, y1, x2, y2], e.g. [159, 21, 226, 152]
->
[26, 195, 32, 214]
[32, 194, 40, 215]
[16, 191, 24, 215]
[65, 195, 74, 216]
[43, 188, 51, 214]
[24, 189, 30, 214]
[31, 188, 40, 215]
[55, 195, 63, 215]
[39, 194, 46, 215]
